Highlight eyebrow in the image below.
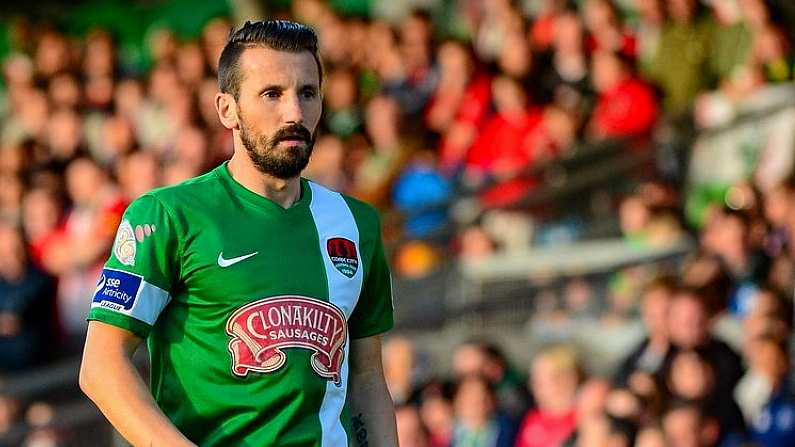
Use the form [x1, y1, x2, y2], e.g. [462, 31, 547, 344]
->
[299, 84, 319, 92]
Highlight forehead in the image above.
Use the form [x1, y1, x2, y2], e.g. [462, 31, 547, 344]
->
[237, 47, 320, 90]
[671, 295, 705, 313]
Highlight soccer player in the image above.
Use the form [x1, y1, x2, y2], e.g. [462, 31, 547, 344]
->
[79, 20, 398, 446]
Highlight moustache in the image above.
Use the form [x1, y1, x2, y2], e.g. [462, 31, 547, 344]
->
[272, 125, 312, 144]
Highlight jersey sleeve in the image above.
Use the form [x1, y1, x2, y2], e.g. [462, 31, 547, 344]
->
[349, 214, 394, 339]
[87, 194, 180, 338]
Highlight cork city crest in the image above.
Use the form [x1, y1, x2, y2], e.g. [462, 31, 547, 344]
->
[226, 296, 347, 384]
[327, 237, 358, 279]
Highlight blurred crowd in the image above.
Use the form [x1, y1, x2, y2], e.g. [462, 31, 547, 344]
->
[1, 0, 795, 445]
[388, 269, 795, 447]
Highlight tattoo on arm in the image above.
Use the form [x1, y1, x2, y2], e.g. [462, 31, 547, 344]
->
[352, 413, 369, 447]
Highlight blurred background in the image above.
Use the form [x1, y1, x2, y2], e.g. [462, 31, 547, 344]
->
[2, 0, 795, 446]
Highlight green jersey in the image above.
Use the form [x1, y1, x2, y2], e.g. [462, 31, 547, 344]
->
[88, 162, 394, 446]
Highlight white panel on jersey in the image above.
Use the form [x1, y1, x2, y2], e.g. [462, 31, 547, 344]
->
[308, 181, 364, 447]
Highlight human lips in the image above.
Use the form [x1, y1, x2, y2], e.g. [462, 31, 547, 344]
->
[278, 138, 306, 147]
[272, 125, 311, 148]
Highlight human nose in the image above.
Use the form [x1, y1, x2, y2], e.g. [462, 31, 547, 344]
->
[281, 92, 304, 124]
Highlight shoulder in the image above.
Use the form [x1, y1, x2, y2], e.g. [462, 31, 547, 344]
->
[307, 180, 382, 235]
[342, 194, 380, 230]
[137, 169, 222, 212]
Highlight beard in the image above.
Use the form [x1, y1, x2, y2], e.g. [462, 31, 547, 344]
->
[239, 115, 315, 180]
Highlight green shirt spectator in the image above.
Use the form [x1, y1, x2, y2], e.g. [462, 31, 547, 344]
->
[648, 15, 717, 115]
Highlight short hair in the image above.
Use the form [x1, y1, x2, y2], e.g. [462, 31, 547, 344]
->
[218, 20, 322, 100]
[453, 374, 496, 400]
[643, 274, 678, 296]
[532, 344, 581, 379]
[672, 285, 709, 306]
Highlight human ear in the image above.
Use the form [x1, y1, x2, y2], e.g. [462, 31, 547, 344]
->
[214, 92, 240, 130]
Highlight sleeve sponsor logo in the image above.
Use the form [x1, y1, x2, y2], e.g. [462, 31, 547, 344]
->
[113, 220, 137, 266]
[92, 268, 143, 312]
[327, 237, 358, 279]
[226, 296, 347, 385]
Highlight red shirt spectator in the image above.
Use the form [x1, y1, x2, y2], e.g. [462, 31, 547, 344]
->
[515, 408, 577, 447]
[464, 76, 545, 207]
[436, 75, 492, 173]
[589, 51, 658, 139]
[516, 345, 581, 447]
[465, 109, 544, 175]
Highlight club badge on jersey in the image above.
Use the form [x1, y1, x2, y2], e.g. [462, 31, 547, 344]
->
[326, 237, 358, 279]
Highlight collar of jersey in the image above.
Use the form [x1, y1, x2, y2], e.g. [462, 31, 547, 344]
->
[215, 161, 311, 215]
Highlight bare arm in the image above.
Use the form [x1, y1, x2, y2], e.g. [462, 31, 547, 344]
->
[348, 335, 398, 447]
[79, 321, 196, 447]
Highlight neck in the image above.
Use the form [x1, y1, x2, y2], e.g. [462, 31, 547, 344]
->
[227, 152, 302, 209]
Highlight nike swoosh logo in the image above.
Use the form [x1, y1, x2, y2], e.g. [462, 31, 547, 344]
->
[218, 251, 259, 268]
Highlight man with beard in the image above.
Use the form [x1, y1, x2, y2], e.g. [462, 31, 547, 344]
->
[79, 20, 397, 447]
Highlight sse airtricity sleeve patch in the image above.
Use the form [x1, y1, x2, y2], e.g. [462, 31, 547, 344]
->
[87, 194, 180, 338]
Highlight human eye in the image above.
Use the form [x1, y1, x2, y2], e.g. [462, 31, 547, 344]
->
[261, 89, 281, 99]
[300, 87, 318, 99]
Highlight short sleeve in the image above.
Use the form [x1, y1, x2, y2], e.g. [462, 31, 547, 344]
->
[87, 194, 180, 338]
[348, 218, 394, 339]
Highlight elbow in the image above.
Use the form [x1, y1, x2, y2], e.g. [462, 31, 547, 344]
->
[79, 356, 98, 399]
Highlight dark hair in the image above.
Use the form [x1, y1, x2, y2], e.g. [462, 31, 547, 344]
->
[608, 415, 638, 446]
[218, 20, 322, 100]
[643, 274, 678, 295]
[453, 374, 496, 400]
[671, 285, 711, 311]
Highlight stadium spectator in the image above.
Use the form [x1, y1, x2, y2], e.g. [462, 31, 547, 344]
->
[613, 275, 675, 388]
[43, 157, 125, 343]
[665, 349, 746, 443]
[664, 287, 745, 417]
[452, 341, 530, 421]
[464, 76, 547, 207]
[416, 381, 455, 447]
[634, 0, 666, 75]
[451, 374, 516, 447]
[353, 95, 411, 207]
[21, 187, 63, 267]
[647, 0, 716, 115]
[562, 378, 612, 446]
[536, 10, 592, 111]
[529, 0, 566, 52]
[0, 221, 57, 371]
[384, 336, 421, 405]
[746, 336, 795, 446]
[701, 207, 771, 317]
[392, 148, 452, 239]
[588, 50, 659, 140]
[431, 40, 492, 175]
[323, 67, 363, 138]
[582, 0, 637, 57]
[661, 402, 720, 447]
[397, 404, 431, 447]
[516, 345, 580, 447]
